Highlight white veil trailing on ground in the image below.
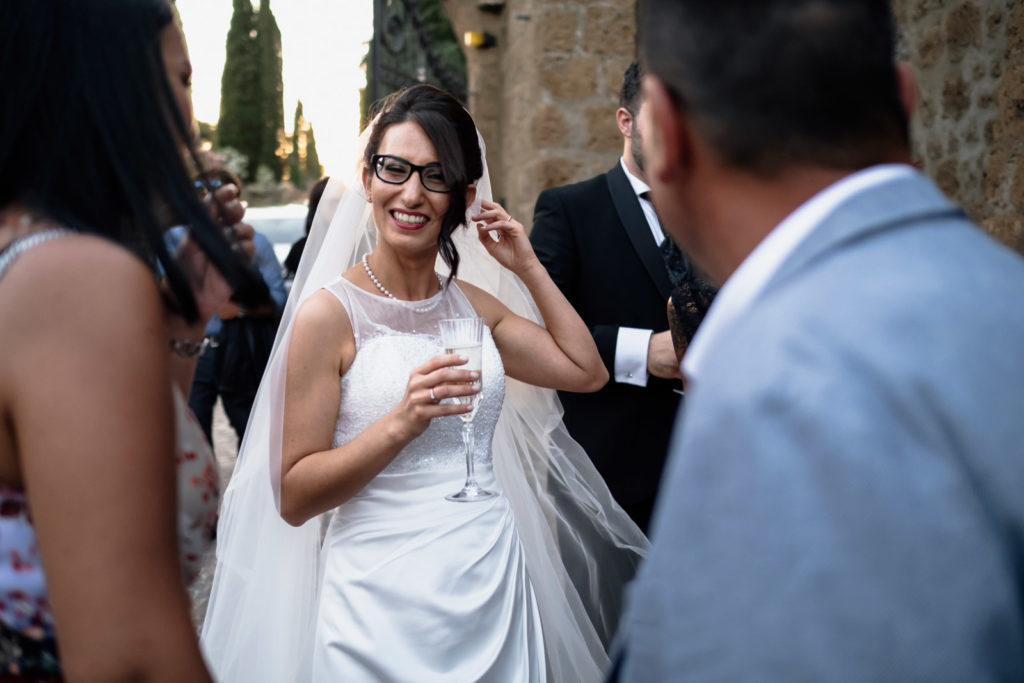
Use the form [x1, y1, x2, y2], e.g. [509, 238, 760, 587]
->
[200, 119, 648, 682]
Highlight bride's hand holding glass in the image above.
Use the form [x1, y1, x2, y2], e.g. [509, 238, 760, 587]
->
[388, 353, 480, 442]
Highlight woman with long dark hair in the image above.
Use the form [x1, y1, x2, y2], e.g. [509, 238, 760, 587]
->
[0, 1, 264, 679]
[203, 85, 648, 682]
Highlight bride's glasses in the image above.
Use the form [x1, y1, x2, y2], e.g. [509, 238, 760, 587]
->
[439, 317, 497, 502]
[372, 154, 452, 193]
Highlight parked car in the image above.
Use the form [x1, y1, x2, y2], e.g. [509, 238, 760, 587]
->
[243, 203, 307, 266]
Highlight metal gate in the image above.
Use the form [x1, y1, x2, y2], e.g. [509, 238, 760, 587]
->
[368, 0, 468, 107]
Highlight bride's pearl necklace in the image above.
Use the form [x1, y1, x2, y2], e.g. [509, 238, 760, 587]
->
[362, 253, 444, 313]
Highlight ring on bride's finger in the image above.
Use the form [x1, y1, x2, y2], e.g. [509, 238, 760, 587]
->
[430, 387, 438, 403]
[505, 213, 512, 222]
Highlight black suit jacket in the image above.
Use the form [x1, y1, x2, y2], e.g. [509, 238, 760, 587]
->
[530, 163, 680, 509]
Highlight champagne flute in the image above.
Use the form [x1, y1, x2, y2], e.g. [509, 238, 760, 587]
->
[439, 316, 496, 502]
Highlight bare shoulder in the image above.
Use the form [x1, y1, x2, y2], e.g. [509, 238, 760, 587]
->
[1, 233, 163, 338]
[294, 287, 352, 336]
[0, 233, 170, 456]
[4, 232, 158, 303]
[451, 278, 503, 315]
[451, 278, 514, 333]
[291, 286, 355, 373]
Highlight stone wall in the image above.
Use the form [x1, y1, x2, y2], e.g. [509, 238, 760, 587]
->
[442, 0, 635, 224]
[895, 0, 1024, 252]
[444, 0, 1024, 254]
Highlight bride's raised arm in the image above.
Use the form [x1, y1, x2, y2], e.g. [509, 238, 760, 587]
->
[459, 199, 609, 393]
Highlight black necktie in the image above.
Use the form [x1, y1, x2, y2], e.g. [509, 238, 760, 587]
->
[640, 192, 717, 349]
[640, 191, 689, 289]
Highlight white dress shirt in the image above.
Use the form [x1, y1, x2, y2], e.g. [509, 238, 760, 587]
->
[682, 164, 917, 386]
[615, 158, 666, 387]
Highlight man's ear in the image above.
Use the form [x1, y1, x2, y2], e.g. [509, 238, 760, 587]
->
[642, 75, 687, 186]
[895, 61, 918, 119]
[615, 107, 634, 138]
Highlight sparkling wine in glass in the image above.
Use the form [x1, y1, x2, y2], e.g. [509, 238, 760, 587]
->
[439, 316, 496, 502]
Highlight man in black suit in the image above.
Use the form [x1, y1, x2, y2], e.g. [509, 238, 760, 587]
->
[529, 62, 687, 533]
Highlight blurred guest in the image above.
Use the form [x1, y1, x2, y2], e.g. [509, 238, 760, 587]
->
[168, 168, 287, 443]
[530, 62, 711, 532]
[610, 1, 1024, 681]
[0, 0, 265, 679]
[283, 175, 330, 284]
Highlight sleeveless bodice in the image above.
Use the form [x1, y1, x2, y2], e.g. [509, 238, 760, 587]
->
[326, 276, 506, 476]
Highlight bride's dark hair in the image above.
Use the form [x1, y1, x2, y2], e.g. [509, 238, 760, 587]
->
[364, 84, 484, 282]
[0, 0, 265, 321]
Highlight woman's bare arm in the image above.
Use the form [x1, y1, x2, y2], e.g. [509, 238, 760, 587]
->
[5, 236, 211, 682]
[466, 200, 608, 392]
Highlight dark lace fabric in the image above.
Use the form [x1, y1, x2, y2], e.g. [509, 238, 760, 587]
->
[664, 239, 717, 360]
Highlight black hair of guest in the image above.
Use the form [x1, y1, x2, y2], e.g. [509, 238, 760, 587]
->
[304, 176, 331, 235]
[620, 61, 644, 117]
[639, 0, 910, 176]
[0, 0, 264, 321]
[364, 84, 484, 284]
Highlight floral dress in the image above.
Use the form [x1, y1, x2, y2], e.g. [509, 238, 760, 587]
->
[0, 488, 58, 679]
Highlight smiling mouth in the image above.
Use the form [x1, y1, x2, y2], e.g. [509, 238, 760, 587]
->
[391, 210, 429, 229]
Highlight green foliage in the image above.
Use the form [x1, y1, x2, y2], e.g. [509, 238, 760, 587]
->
[217, 0, 262, 182]
[257, 0, 284, 181]
[288, 100, 305, 188]
[285, 100, 323, 189]
[365, 0, 467, 113]
[419, 1, 466, 79]
[216, 0, 285, 184]
[304, 125, 322, 181]
[197, 120, 216, 147]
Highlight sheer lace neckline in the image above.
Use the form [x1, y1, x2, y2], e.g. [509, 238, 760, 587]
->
[338, 273, 447, 307]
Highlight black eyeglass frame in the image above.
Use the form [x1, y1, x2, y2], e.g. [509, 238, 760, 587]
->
[371, 154, 452, 193]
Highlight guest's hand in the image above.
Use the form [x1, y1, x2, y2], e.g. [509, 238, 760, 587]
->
[647, 330, 684, 380]
[174, 221, 255, 323]
[389, 354, 481, 441]
[203, 182, 256, 262]
[208, 183, 245, 229]
[472, 200, 540, 276]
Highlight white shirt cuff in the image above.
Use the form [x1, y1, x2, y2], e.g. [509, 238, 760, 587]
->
[614, 327, 652, 387]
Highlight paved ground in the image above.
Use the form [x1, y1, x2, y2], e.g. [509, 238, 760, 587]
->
[188, 399, 239, 630]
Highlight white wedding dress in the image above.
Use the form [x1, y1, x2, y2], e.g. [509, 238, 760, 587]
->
[311, 276, 545, 682]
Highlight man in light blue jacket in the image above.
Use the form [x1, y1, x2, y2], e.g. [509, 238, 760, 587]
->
[610, 1, 1024, 680]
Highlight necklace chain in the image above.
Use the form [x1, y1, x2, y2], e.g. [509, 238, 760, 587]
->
[362, 253, 444, 313]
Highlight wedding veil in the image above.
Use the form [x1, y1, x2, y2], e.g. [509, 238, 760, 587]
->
[200, 119, 648, 682]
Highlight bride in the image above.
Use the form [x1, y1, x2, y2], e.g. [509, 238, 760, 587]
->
[202, 84, 647, 682]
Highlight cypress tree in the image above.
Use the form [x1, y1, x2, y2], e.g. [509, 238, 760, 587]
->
[288, 100, 305, 188]
[217, 0, 261, 181]
[257, 0, 285, 181]
[304, 124, 322, 181]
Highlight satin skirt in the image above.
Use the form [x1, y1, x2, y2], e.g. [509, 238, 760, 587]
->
[311, 466, 546, 682]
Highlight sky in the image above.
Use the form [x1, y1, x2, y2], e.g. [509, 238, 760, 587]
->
[175, 0, 374, 177]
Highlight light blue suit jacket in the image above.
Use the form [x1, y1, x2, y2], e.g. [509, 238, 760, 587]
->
[612, 170, 1024, 681]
